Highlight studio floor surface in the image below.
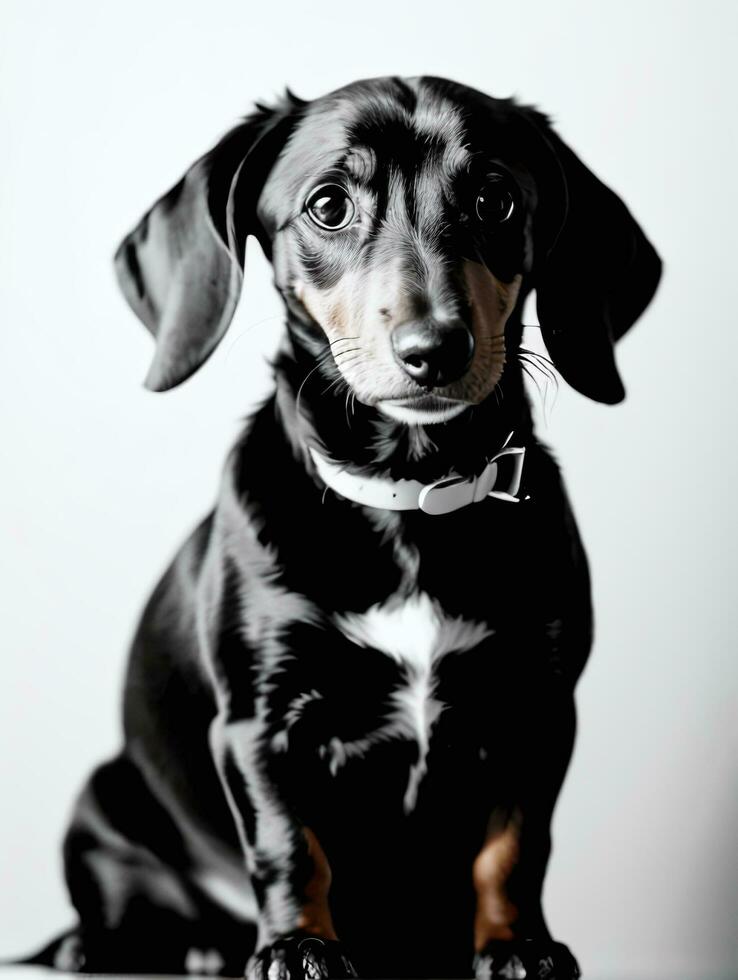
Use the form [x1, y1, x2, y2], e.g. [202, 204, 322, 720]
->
[3, 968, 473, 980]
[4, 965, 721, 980]
[1, 970, 477, 980]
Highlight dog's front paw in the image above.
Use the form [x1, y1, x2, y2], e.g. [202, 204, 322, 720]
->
[246, 935, 358, 980]
[474, 939, 580, 980]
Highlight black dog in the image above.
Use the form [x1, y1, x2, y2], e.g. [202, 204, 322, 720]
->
[28, 76, 660, 980]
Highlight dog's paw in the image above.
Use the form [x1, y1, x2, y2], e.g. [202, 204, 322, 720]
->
[246, 935, 358, 980]
[185, 946, 227, 975]
[53, 932, 87, 972]
[474, 939, 580, 980]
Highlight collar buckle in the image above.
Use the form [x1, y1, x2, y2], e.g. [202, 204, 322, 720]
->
[418, 445, 526, 515]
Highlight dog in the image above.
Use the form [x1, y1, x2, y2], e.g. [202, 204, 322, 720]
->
[26, 76, 660, 980]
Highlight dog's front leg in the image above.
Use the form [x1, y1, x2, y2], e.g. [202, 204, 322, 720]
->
[210, 715, 357, 980]
[472, 685, 582, 980]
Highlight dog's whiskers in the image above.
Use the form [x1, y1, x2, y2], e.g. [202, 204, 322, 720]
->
[519, 346, 555, 371]
[520, 361, 547, 412]
[223, 314, 286, 362]
[333, 353, 364, 374]
[320, 368, 354, 397]
[518, 350, 558, 388]
[344, 389, 353, 430]
[515, 346, 559, 421]
[296, 358, 333, 417]
[334, 347, 362, 361]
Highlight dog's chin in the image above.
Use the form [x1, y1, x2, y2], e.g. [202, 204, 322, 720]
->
[377, 395, 470, 425]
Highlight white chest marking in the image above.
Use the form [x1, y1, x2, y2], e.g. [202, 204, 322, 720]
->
[333, 592, 493, 810]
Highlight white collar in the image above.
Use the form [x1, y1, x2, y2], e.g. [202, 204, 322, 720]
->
[308, 434, 525, 515]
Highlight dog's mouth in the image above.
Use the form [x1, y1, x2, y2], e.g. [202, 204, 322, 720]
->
[377, 394, 470, 425]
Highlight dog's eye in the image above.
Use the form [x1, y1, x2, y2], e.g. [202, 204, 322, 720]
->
[305, 184, 355, 230]
[475, 174, 515, 225]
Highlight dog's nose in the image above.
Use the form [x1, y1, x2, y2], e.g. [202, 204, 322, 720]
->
[391, 320, 474, 388]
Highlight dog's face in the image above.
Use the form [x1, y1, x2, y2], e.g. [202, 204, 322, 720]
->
[114, 77, 661, 410]
[257, 80, 536, 424]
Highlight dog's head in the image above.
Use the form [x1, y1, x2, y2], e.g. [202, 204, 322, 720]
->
[115, 77, 661, 417]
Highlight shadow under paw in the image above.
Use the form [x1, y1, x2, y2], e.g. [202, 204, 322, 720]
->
[41, 926, 236, 975]
[246, 935, 358, 980]
[474, 939, 581, 980]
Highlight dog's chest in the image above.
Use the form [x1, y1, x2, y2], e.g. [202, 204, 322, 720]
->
[275, 591, 494, 812]
[333, 590, 491, 681]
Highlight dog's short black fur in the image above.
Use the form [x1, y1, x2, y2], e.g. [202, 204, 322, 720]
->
[27, 77, 660, 979]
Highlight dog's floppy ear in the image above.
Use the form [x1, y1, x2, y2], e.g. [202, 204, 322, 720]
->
[114, 95, 301, 391]
[526, 114, 662, 404]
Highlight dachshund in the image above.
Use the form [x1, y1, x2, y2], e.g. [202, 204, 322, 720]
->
[27, 76, 661, 980]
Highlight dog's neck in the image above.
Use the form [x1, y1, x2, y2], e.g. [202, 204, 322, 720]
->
[272, 328, 533, 487]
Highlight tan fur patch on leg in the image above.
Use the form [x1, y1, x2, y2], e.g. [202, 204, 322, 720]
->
[296, 827, 338, 940]
[472, 821, 521, 950]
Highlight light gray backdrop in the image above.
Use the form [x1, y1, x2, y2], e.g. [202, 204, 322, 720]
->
[1, 2, 736, 978]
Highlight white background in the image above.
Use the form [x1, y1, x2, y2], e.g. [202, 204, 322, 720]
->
[1, 2, 736, 978]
